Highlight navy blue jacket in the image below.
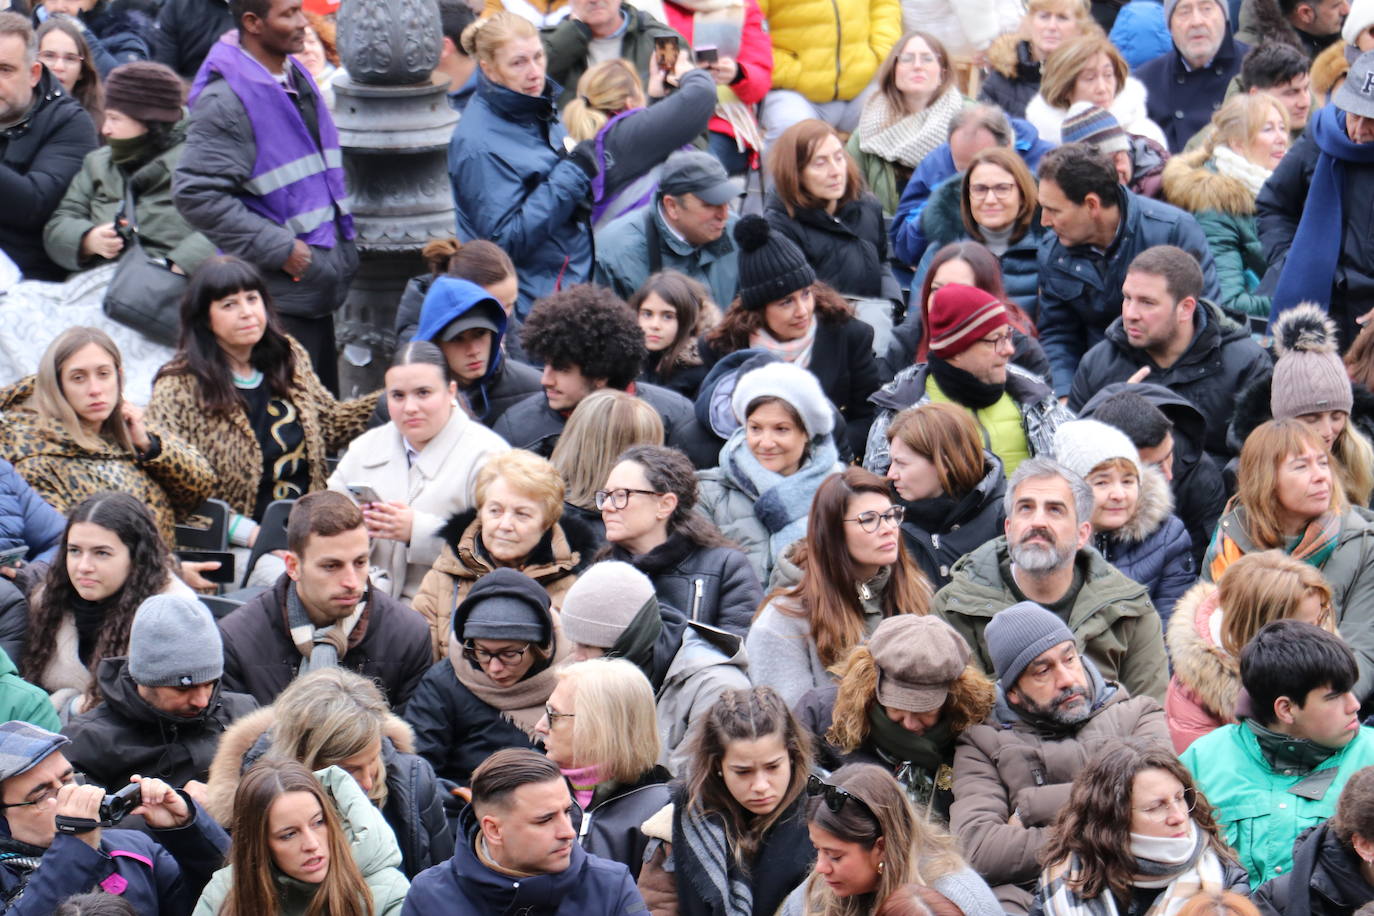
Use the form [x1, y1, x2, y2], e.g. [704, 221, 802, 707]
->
[0, 798, 228, 915]
[0, 458, 63, 567]
[1134, 33, 1248, 153]
[890, 117, 1055, 267]
[449, 74, 592, 320]
[1037, 185, 1219, 396]
[401, 806, 648, 916]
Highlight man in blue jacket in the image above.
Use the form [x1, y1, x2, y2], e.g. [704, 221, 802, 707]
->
[1036, 143, 1217, 397]
[402, 748, 649, 915]
[0, 720, 229, 914]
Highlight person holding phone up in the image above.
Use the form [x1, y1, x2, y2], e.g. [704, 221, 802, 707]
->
[542, 0, 688, 110]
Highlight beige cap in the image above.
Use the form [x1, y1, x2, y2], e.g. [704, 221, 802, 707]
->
[869, 616, 971, 713]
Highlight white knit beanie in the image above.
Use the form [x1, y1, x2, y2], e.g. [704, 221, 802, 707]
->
[1345, 0, 1374, 46]
[1053, 419, 1140, 481]
[731, 362, 834, 440]
[559, 562, 657, 648]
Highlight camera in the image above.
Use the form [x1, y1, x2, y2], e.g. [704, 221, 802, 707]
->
[99, 783, 142, 827]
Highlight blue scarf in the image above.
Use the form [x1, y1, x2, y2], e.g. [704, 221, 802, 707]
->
[718, 429, 839, 561]
[1270, 105, 1374, 322]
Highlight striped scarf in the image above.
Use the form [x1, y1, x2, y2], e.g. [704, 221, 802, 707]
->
[674, 804, 753, 916]
[1038, 835, 1227, 916]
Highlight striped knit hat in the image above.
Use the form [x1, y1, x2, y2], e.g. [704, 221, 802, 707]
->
[928, 284, 1009, 359]
[1062, 103, 1131, 157]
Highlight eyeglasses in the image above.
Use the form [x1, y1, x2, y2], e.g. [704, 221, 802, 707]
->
[806, 775, 876, 818]
[544, 705, 576, 724]
[1132, 787, 1197, 822]
[977, 330, 1015, 349]
[842, 506, 904, 533]
[0, 772, 81, 810]
[462, 642, 530, 665]
[594, 487, 662, 511]
[970, 182, 1016, 200]
[38, 51, 83, 66]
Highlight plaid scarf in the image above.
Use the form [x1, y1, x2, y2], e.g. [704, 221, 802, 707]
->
[284, 581, 367, 674]
[1038, 830, 1227, 916]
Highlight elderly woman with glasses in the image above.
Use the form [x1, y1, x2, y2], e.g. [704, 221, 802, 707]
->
[747, 468, 933, 708]
[403, 566, 570, 786]
[1032, 739, 1248, 916]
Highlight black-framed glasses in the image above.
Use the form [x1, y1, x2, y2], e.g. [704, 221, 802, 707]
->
[842, 506, 905, 533]
[594, 487, 662, 511]
[806, 774, 875, 818]
[544, 705, 576, 724]
[462, 642, 530, 665]
[0, 772, 82, 810]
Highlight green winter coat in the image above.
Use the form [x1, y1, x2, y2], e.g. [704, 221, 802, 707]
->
[193, 766, 410, 915]
[1180, 723, 1374, 888]
[932, 538, 1169, 702]
[42, 125, 215, 274]
[541, 4, 687, 110]
[0, 645, 59, 732]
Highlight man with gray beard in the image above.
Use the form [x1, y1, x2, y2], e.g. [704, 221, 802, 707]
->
[947, 602, 1170, 914]
[932, 456, 1168, 703]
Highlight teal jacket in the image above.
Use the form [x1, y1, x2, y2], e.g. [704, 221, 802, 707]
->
[0, 646, 58, 732]
[1181, 723, 1374, 889]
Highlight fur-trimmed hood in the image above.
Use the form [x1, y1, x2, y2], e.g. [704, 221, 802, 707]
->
[430, 506, 600, 583]
[1097, 463, 1175, 545]
[204, 705, 417, 826]
[1311, 40, 1350, 99]
[1162, 146, 1257, 217]
[1025, 76, 1166, 147]
[1165, 580, 1238, 724]
[987, 33, 1037, 80]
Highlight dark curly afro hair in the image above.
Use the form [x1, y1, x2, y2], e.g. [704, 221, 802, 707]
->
[520, 284, 647, 389]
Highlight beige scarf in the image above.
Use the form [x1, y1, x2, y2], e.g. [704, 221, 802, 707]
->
[445, 615, 570, 735]
[858, 86, 966, 169]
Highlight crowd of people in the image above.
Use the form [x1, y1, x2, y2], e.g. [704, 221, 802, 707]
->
[3, 0, 1374, 909]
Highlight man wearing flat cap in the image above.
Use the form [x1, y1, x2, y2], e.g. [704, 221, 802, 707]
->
[0, 720, 228, 912]
[949, 602, 1168, 914]
[594, 149, 743, 310]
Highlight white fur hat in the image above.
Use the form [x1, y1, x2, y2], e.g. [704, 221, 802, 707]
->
[730, 362, 834, 440]
[1053, 419, 1140, 481]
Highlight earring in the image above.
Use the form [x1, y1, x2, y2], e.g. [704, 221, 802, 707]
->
[877, 862, 884, 874]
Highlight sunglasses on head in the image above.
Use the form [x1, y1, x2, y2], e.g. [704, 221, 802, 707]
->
[806, 774, 876, 818]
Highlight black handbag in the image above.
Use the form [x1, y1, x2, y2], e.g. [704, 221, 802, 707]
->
[101, 179, 186, 347]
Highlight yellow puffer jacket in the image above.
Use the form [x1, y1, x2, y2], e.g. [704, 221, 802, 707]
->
[759, 0, 902, 103]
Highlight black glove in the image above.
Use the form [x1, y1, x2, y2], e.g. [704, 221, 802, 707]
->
[567, 139, 599, 180]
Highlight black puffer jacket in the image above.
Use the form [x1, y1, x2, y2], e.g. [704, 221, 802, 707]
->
[898, 453, 1006, 589]
[579, 766, 672, 880]
[763, 192, 901, 303]
[606, 534, 762, 637]
[62, 656, 258, 790]
[0, 67, 97, 281]
[1253, 824, 1374, 916]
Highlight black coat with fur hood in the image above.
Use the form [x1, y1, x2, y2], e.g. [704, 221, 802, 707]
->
[1091, 464, 1195, 628]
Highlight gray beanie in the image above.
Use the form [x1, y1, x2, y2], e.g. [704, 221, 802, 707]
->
[985, 601, 1077, 685]
[1164, 0, 1228, 24]
[129, 595, 224, 687]
[460, 568, 551, 643]
[1053, 419, 1140, 480]
[1270, 305, 1353, 420]
[731, 362, 834, 440]
[559, 562, 656, 648]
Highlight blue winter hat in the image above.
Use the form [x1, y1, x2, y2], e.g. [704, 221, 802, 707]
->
[985, 601, 1077, 686]
[415, 276, 507, 344]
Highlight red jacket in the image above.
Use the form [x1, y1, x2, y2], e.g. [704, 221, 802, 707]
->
[662, 0, 772, 147]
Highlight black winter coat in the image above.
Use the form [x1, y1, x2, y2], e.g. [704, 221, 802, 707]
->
[150, 0, 232, 78]
[579, 766, 672, 880]
[217, 574, 432, 712]
[1253, 824, 1374, 916]
[606, 534, 762, 637]
[699, 318, 880, 462]
[1068, 300, 1272, 465]
[978, 40, 1041, 119]
[0, 67, 97, 281]
[493, 383, 719, 469]
[1079, 381, 1225, 568]
[70, 0, 153, 75]
[1256, 127, 1374, 352]
[899, 454, 1006, 589]
[763, 192, 901, 303]
[62, 657, 258, 790]
[1134, 34, 1248, 153]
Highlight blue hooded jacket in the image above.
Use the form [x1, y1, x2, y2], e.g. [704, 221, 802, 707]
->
[414, 276, 529, 426]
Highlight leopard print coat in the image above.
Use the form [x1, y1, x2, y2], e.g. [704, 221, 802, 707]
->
[147, 337, 380, 519]
[0, 376, 215, 545]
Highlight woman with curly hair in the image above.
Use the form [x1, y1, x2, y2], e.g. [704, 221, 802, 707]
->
[632, 270, 718, 400]
[748, 467, 933, 707]
[783, 764, 1002, 916]
[1033, 739, 1249, 916]
[24, 492, 195, 719]
[794, 616, 993, 823]
[703, 216, 881, 461]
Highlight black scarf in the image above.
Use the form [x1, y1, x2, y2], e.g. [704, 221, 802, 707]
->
[928, 355, 1006, 410]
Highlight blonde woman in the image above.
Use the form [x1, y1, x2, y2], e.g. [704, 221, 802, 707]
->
[549, 389, 665, 536]
[1024, 34, 1166, 146]
[564, 59, 716, 229]
[1166, 550, 1336, 752]
[204, 668, 452, 878]
[1163, 93, 1290, 318]
[980, 0, 1094, 118]
[534, 658, 669, 878]
[410, 449, 598, 661]
[781, 764, 1002, 916]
